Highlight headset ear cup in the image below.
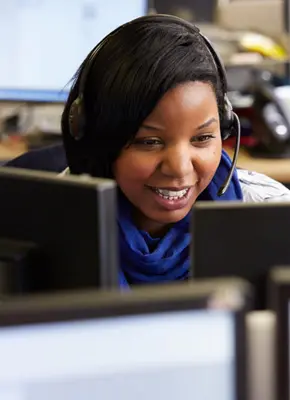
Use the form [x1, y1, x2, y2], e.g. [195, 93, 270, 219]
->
[221, 127, 231, 140]
[221, 95, 235, 140]
[221, 115, 233, 140]
[69, 97, 84, 141]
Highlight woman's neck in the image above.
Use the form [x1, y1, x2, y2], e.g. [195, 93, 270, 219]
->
[133, 209, 172, 238]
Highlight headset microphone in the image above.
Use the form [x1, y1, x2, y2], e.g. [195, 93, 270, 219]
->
[217, 113, 241, 196]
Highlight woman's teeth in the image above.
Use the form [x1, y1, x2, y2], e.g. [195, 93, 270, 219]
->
[154, 188, 189, 200]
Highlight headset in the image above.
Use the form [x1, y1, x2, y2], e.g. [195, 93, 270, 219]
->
[68, 14, 240, 197]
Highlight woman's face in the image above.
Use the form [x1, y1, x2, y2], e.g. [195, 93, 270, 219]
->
[114, 81, 222, 235]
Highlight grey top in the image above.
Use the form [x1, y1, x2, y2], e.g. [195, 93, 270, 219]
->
[237, 169, 290, 202]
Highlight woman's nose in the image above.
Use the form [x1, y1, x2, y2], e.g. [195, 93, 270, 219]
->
[160, 147, 193, 179]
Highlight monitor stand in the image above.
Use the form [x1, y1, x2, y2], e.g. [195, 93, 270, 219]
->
[0, 238, 39, 295]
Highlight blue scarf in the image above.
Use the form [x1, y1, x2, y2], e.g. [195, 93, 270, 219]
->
[118, 150, 243, 288]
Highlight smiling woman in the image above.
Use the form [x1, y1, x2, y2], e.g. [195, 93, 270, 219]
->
[114, 81, 222, 235]
[6, 14, 290, 287]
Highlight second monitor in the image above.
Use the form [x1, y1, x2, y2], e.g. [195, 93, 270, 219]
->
[0, 277, 250, 400]
[0, 167, 118, 294]
[0, 0, 147, 102]
[191, 201, 290, 309]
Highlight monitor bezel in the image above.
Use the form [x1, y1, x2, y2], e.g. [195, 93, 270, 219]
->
[268, 267, 290, 400]
[0, 89, 68, 104]
[0, 278, 251, 400]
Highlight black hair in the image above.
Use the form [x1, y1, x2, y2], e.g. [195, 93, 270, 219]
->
[61, 16, 224, 177]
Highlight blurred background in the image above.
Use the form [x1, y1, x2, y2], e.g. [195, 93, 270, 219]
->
[1, 0, 290, 187]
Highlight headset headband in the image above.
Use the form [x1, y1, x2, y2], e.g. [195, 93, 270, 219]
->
[76, 14, 228, 99]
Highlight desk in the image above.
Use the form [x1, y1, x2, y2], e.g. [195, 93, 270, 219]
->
[225, 148, 290, 184]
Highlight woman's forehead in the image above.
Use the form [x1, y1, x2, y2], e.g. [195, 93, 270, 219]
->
[144, 82, 218, 122]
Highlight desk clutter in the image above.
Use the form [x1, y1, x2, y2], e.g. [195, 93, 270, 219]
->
[0, 103, 63, 163]
[0, 167, 289, 399]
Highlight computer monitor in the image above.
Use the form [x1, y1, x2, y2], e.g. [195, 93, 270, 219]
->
[0, 167, 118, 294]
[0, 277, 251, 400]
[191, 201, 290, 309]
[154, 0, 217, 23]
[0, 0, 147, 102]
[246, 310, 276, 400]
[268, 266, 290, 400]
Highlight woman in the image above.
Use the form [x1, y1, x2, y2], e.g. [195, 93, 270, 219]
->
[7, 15, 290, 287]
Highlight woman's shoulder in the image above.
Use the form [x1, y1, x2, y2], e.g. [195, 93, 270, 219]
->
[237, 169, 290, 202]
[4, 144, 66, 173]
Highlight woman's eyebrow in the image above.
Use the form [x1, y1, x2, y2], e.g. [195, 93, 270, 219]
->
[197, 117, 218, 130]
[141, 124, 164, 131]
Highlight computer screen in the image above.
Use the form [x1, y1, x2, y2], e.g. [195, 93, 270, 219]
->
[0, 167, 118, 294]
[154, 0, 217, 23]
[191, 201, 290, 309]
[0, 0, 147, 102]
[268, 267, 290, 400]
[0, 295, 239, 399]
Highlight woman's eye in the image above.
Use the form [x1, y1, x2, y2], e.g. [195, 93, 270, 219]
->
[192, 134, 215, 143]
[134, 138, 162, 146]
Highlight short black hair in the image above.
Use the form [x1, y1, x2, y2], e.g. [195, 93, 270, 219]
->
[61, 16, 224, 177]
